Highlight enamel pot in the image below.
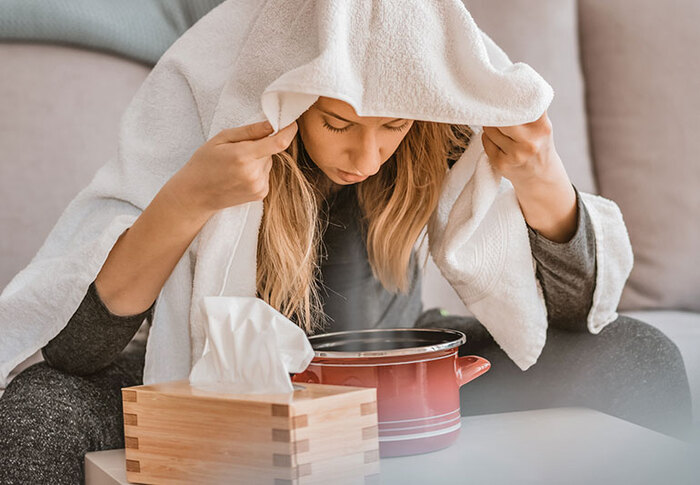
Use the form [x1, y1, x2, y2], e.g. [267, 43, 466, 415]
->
[292, 328, 490, 457]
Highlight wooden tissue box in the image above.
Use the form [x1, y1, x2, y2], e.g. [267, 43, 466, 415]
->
[121, 380, 380, 484]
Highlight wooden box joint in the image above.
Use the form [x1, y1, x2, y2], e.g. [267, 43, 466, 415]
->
[124, 436, 139, 449]
[123, 413, 138, 426]
[361, 401, 377, 415]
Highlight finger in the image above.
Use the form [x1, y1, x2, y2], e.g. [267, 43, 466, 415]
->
[482, 126, 514, 154]
[497, 110, 548, 141]
[213, 120, 274, 144]
[493, 123, 527, 142]
[263, 156, 273, 174]
[482, 131, 505, 158]
[237, 121, 299, 159]
[482, 134, 504, 176]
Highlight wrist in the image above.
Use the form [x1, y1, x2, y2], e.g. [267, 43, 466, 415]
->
[160, 175, 216, 225]
[512, 168, 578, 243]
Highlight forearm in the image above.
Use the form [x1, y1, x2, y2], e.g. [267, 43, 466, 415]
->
[512, 161, 578, 244]
[95, 176, 215, 316]
[527, 185, 597, 331]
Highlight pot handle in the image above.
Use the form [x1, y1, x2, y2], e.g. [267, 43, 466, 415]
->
[456, 355, 491, 387]
[291, 368, 320, 384]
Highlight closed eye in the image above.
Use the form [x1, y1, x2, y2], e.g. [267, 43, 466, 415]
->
[322, 120, 409, 133]
[386, 122, 410, 132]
[323, 121, 350, 133]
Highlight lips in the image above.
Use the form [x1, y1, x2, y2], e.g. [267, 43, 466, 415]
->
[337, 169, 367, 183]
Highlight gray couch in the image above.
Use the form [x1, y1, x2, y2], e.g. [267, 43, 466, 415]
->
[1, 0, 698, 433]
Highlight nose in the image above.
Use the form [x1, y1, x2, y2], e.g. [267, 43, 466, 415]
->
[349, 130, 382, 177]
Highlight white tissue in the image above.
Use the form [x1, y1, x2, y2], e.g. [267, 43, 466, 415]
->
[188, 296, 315, 394]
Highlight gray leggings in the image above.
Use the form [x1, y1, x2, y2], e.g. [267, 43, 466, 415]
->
[0, 314, 692, 484]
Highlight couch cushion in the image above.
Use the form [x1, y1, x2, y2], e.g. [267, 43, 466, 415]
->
[0, 43, 150, 290]
[579, 0, 700, 312]
[0, 0, 226, 65]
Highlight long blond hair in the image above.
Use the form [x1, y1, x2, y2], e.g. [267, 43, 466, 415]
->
[256, 120, 473, 335]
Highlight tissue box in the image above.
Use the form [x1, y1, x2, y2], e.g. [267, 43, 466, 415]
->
[121, 380, 379, 484]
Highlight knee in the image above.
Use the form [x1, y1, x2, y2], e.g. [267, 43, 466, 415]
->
[0, 363, 98, 482]
[543, 314, 690, 396]
[548, 314, 684, 363]
[599, 315, 686, 369]
[0, 363, 94, 438]
[590, 315, 691, 405]
[3, 362, 90, 408]
[6, 356, 135, 413]
[0, 362, 120, 449]
[598, 315, 693, 434]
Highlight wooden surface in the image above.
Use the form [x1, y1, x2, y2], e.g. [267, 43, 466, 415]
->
[87, 407, 699, 485]
[121, 380, 379, 484]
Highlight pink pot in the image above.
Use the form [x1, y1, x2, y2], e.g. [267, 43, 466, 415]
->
[292, 328, 490, 457]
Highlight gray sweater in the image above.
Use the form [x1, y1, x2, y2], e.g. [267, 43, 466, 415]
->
[41, 182, 596, 375]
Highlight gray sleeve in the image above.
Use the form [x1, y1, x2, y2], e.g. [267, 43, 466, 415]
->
[526, 184, 597, 332]
[41, 280, 155, 376]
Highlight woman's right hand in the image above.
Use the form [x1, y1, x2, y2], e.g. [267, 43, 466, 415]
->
[167, 119, 299, 216]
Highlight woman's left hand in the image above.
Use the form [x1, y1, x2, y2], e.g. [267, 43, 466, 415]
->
[481, 110, 579, 243]
[481, 110, 562, 186]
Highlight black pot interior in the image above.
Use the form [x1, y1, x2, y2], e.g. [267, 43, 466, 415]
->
[308, 328, 463, 353]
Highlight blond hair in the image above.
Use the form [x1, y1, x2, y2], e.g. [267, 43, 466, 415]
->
[256, 120, 473, 334]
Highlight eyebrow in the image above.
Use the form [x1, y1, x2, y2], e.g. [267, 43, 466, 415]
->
[318, 107, 404, 124]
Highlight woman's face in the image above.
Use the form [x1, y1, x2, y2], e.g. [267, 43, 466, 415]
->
[297, 96, 414, 186]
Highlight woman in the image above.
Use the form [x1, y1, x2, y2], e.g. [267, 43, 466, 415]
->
[0, 95, 691, 484]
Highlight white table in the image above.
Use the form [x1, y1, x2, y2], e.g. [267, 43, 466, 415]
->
[86, 407, 698, 485]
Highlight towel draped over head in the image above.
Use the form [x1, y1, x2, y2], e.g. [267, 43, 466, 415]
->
[0, 0, 633, 387]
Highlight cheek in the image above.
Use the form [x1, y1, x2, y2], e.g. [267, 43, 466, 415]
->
[385, 132, 410, 156]
[300, 127, 339, 168]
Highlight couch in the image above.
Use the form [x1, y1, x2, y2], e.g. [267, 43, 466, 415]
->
[1, 0, 698, 434]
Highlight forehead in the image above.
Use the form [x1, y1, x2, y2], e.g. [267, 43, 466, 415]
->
[314, 96, 404, 124]
[315, 96, 357, 114]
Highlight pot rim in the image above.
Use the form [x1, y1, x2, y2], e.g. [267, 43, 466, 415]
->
[307, 327, 466, 358]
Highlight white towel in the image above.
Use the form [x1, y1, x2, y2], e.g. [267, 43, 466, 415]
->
[0, 0, 634, 388]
